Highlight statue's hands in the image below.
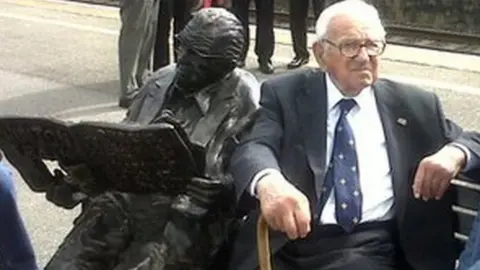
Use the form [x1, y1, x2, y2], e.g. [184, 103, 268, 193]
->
[60, 162, 103, 195]
[45, 169, 87, 209]
[46, 162, 102, 209]
[185, 176, 225, 209]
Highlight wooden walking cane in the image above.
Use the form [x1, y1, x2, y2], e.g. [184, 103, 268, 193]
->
[257, 215, 272, 270]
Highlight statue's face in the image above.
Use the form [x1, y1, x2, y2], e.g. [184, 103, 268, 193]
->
[174, 45, 234, 94]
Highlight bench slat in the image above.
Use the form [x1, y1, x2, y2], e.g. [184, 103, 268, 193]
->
[452, 205, 478, 217]
[455, 232, 469, 242]
[452, 179, 480, 192]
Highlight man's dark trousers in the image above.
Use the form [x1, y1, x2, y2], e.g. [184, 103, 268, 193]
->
[289, 0, 323, 59]
[154, 0, 191, 69]
[231, 0, 275, 63]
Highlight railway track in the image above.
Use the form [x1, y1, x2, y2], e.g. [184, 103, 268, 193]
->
[386, 25, 480, 56]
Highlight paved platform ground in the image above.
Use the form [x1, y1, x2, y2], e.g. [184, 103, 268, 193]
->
[0, 0, 479, 267]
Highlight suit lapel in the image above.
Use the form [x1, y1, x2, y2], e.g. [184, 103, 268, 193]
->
[296, 69, 328, 202]
[374, 79, 411, 220]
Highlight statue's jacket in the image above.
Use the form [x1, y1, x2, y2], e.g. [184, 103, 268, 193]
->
[125, 65, 260, 179]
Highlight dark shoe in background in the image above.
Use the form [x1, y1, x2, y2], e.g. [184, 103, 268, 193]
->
[258, 59, 274, 74]
[287, 56, 309, 69]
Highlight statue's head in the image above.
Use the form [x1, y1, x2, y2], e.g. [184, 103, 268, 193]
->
[174, 8, 245, 93]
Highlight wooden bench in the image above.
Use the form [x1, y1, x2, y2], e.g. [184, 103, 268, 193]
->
[256, 176, 480, 270]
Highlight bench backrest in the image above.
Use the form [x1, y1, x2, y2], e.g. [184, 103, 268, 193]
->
[452, 176, 480, 255]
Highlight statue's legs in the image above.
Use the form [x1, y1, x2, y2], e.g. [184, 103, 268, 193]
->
[46, 192, 133, 270]
[112, 193, 173, 270]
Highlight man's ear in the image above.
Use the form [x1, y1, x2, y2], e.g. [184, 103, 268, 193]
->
[312, 41, 326, 69]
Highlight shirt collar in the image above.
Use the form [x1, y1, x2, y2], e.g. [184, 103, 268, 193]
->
[193, 88, 212, 115]
[180, 83, 216, 115]
[326, 73, 373, 112]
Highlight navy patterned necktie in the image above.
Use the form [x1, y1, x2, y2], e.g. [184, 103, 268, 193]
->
[319, 98, 363, 232]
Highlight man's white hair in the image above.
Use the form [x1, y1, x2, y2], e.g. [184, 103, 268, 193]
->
[315, 0, 386, 41]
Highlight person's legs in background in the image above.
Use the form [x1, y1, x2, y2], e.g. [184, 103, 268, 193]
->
[0, 160, 38, 270]
[230, 0, 251, 68]
[172, 0, 193, 62]
[154, 0, 192, 70]
[253, 0, 275, 74]
[118, 0, 160, 109]
[154, 0, 173, 70]
[287, 0, 323, 69]
[287, 0, 309, 69]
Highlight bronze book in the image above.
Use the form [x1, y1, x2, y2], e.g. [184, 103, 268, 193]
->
[0, 116, 204, 195]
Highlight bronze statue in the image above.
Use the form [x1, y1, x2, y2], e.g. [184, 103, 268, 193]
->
[3, 8, 259, 270]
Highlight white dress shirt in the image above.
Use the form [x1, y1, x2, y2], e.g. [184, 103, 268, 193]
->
[251, 73, 395, 224]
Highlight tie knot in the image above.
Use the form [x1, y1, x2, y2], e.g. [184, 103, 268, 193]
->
[337, 99, 357, 113]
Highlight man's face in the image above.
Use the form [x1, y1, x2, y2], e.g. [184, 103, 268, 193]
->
[313, 15, 386, 96]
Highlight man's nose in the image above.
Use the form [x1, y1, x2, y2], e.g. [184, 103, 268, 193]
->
[355, 47, 370, 61]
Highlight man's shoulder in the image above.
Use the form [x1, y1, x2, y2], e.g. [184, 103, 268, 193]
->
[264, 67, 320, 88]
[377, 77, 434, 99]
[375, 78, 442, 119]
[261, 67, 323, 99]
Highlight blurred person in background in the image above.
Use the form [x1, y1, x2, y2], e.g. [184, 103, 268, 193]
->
[231, 0, 275, 74]
[154, 0, 199, 70]
[118, 0, 160, 109]
[0, 152, 38, 270]
[287, 0, 323, 69]
[203, 0, 231, 8]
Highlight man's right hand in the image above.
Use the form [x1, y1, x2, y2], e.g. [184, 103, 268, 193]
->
[256, 173, 311, 240]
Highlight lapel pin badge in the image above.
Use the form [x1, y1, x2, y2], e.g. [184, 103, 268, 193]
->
[397, 118, 407, 126]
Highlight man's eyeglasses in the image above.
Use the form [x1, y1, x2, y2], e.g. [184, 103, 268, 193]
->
[322, 39, 386, 58]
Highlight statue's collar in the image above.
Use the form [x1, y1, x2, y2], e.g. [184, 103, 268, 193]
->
[184, 71, 236, 115]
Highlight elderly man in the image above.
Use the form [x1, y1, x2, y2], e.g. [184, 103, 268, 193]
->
[227, 1, 480, 270]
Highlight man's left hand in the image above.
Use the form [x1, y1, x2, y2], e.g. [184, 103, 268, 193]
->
[413, 145, 467, 201]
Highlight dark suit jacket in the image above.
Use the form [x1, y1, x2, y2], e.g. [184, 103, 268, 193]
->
[228, 68, 480, 270]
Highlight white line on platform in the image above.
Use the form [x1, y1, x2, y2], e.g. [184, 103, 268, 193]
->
[52, 102, 119, 118]
[42, 0, 118, 11]
[383, 74, 480, 95]
[2, 10, 479, 96]
[0, 12, 118, 35]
